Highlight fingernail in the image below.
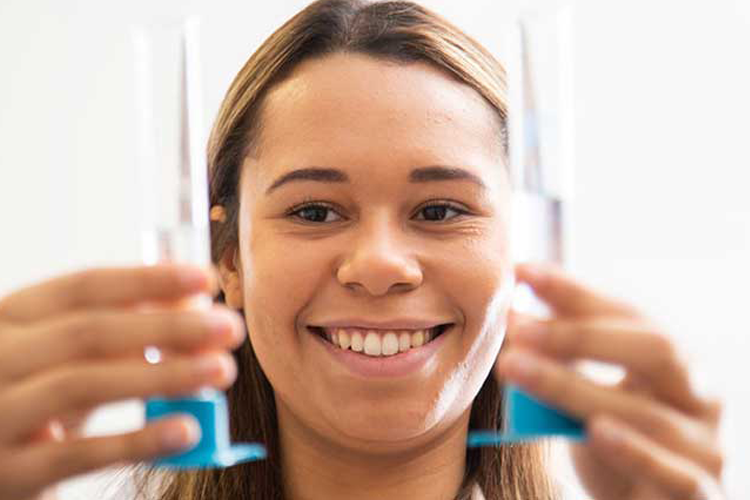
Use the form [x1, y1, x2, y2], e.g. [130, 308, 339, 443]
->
[180, 267, 208, 291]
[195, 353, 230, 379]
[205, 311, 236, 340]
[161, 417, 201, 450]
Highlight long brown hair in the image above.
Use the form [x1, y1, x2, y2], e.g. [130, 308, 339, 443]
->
[135, 1, 557, 498]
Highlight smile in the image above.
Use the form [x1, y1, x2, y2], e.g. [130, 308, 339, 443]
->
[307, 324, 452, 357]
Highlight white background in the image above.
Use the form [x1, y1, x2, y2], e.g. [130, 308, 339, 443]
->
[1, 0, 748, 498]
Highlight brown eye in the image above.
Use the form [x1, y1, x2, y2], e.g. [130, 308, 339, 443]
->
[414, 203, 468, 222]
[288, 203, 342, 223]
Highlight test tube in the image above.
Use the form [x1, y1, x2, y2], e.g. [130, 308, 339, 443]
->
[132, 16, 265, 468]
[468, 6, 585, 447]
[507, 5, 576, 315]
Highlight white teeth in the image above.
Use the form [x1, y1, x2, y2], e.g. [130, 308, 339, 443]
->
[338, 329, 351, 349]
[320, 326, 445, 355]
[398, 332, 411, 352]
[382, 332, 399, 355]
[363, 331, 382, 356]
[350, 331, 364, 352]
[411, 330, 425, 347]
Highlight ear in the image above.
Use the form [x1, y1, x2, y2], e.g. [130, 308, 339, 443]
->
[217, 246, 244, 310]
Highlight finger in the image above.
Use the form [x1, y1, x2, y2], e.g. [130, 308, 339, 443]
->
[0, 351, 236, 443]
[0, 415, 200, 500]
[0, 264, 215, 324]
[586, 416, 725, 499]
[507, 308, 543, 328]
[516, 262, 640, 318]
[25, 419, 66, 445]
[496, 348, 723, 475]
[508, 316, 708, 415]
[503, 309, 542, 348]
[0, 306, 245, 382]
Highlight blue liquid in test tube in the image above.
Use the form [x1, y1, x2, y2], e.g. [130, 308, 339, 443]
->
[467, 7, 585, 448]
[132, 16, 265, 468]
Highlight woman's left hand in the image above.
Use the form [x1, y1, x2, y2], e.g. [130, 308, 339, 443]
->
[495, 263, 726, 500]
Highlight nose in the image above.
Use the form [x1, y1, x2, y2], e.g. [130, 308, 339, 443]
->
[336, 215, 423, 296]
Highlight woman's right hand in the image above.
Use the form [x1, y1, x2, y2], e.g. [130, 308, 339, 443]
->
[0, 264, 245, 500]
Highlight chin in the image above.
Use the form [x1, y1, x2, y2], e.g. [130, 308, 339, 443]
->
[324, 395, 458, 449]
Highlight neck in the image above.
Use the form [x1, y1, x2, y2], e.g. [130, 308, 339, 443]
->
[277, 402, 472, 500]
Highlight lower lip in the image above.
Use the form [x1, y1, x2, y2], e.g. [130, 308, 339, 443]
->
[309, 327, 451, 378]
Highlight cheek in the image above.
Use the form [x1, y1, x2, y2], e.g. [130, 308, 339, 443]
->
[442, 225, 513, 363]
[238, 228, 333, 388]
[242, 223, 330, 325]
[437, 221, 513, 316]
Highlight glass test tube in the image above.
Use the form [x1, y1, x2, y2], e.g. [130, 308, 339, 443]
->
[508, 5, 576, 317]
[468, 6, 584, 447]
[133, 17, 210, 280]
[132, 17, 265, 468]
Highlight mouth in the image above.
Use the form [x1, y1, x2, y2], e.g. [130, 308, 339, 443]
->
[306, 323, 454, 357]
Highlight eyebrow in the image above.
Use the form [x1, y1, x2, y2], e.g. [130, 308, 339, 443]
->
[265, 165, 487, 195]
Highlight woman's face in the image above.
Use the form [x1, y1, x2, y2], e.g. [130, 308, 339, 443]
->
[223, 53, 514, 452]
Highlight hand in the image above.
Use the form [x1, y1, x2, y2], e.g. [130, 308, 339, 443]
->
[0, 264, 245, 500]
[495, 263, 725, 500]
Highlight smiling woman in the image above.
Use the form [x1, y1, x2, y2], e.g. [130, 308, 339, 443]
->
[0, 0, 730, 498]
[130, 1, 550, 499]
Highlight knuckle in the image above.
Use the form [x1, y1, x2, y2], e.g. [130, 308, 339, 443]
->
[161, 264, 188, 293]
[151, 311, 191, 349]
[132, 428, 164, 458]
[568, 320, 595, 357]
[673, 473, 711, 499]
[163, 310, 188, 337]
[616, 300, 644, 319]
[626, 439, 658, 477]
[706, 449, 725, 477]
[642, 407, 679, 444]
[70, 269, 99, 307]
[701, 397, 724, 425]
[648, 332, 682, 371]
[99, 433, 141, 463]
[62, 312, 108, 358]
[50, 368, 94, 409]
[151, 360, 196, 395]
[538, 361, 568, 399]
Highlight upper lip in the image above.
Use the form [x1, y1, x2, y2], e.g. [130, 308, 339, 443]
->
[308, 318, 453, 331]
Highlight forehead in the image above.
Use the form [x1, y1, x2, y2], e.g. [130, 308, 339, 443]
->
[249, 52, 504, 185]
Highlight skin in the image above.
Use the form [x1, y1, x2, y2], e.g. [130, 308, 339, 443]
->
[0, 54, 724, 500]
[0, 264, 243, 500]
[219, 52, 726, 500]
[501, 266, 726, 499]
[219, 53, 514, 500]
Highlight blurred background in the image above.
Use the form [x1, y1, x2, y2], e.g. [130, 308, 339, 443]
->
[1, 0, 748, 498]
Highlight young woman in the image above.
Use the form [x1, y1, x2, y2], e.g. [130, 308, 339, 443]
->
[0, 1, 725, 499]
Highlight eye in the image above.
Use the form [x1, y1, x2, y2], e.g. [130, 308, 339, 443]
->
[413, 202, 470, 222]
[286, 202, 343, 223]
